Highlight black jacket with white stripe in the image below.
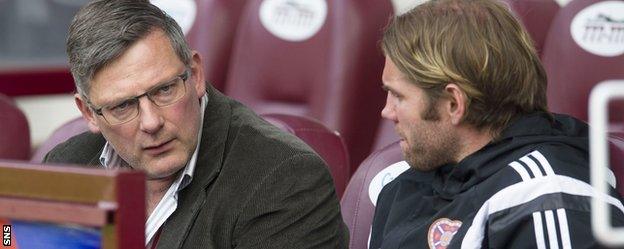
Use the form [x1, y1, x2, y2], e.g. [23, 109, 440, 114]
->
[370, 112, 624, 249]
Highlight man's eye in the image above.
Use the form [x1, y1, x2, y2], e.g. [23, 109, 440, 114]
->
[157, 84, 174, 94]
[111, 101, 132, 112]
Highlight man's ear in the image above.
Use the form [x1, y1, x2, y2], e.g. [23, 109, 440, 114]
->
[190, 51, 206, 96]
[75, 94, 101, 133]
[443, 83, 468, 126]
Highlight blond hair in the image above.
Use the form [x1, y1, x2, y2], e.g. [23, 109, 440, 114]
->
[382, 0, 548, 133]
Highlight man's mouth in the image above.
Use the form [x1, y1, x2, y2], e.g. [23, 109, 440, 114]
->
[143, 139, 174, 155]
[399, 138, 407, 144]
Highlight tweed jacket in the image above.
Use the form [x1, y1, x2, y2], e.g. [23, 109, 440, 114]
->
[44, 85, 349, 249]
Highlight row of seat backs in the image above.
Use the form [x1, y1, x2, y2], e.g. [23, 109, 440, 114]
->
[188, 0, 560, 89]
[0, 93, 29, 160]
[0, 0, 565, 172]
[0, 0, 566, 169]
[190, 0, 563, 171]
[154, 0, 393, 170]
[222, 0, 392, 170]
[206, 0, 565, 166]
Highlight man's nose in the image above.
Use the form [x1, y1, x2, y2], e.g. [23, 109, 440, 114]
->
[381, 95, 397, 122]
[138, 97, 164, 134]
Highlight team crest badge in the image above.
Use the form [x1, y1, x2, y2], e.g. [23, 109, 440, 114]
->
[427, 218, 462, 249]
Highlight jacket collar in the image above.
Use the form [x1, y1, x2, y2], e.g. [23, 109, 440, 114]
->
[430, 112, 587, 199]
[156, 84, 232, 249]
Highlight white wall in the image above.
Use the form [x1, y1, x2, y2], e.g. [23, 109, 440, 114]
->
[15, 94, 82, 148]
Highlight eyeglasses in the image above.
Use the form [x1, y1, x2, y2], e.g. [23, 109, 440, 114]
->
[87, 69, 191, 125]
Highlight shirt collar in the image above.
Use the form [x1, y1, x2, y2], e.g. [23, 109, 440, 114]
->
[99, 93, 208, 192]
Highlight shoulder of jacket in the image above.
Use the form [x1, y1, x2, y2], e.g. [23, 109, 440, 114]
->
[44, 132, 105, 165]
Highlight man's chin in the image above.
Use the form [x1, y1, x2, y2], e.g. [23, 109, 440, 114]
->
[144, 167, 183, 181]
[405, 152, 435, 172]
[140, 158, 187, 180]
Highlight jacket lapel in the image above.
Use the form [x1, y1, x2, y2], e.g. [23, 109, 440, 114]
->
[87, 147, 103, 166]
[156, 84, 232, 249]
[67, 131, 106, 168]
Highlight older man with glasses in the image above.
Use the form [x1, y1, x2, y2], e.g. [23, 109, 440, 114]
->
[43, 0, 349, 248]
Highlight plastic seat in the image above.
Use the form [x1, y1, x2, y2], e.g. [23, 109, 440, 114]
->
[542, 0, 624, 124]
[372, 120, 399, 151]
[30, 116, 89, 163]
[185, 0, 248, 91]
[152, 0, 248, 91]
[0, 93, 30, 160]
[225, 0, 393, 170]
[501, 0, 560, 55]
[340, 142, 409, 249]
[261, 113, 350, 198]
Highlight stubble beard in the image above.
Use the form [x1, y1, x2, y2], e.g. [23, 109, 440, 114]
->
[403, 123, 459, 172]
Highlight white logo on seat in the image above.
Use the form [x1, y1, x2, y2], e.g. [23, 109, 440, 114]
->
[390, 0, 427, 16]
[570, 1, 624, 57]
[151, 0, 197, 35]
[259, 0, 327, 42]
[368, 161, 410, 206]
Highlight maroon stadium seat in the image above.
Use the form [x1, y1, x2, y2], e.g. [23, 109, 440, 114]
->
[225, 0, 392, 171]
[31, 116, 89, 163]
[542, 0, 624, 124]
[0, 93, 30, 160]
[261, 113, 350, 198]
[501, 0, 560, 55]
[372, 119, 399, 151]
[340, 142, 409, 249]
[185, 0, 248, 91]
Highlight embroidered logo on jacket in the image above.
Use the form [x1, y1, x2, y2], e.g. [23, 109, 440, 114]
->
[428, 218, 462, 249]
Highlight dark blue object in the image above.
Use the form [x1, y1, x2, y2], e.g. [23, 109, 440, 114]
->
[11, 220, 101, 249]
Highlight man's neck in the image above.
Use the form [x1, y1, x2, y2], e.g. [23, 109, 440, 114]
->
[145, 173, 179, 216]
[455, 126, 495, 163]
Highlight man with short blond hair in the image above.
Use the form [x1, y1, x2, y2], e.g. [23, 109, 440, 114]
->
[371, 0, 624, 248]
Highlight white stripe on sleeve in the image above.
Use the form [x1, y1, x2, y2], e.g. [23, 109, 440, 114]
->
[531, 151, 555, 176]
[460, 175, 624, 249]
[533, 212, 547, 249]
[520, 156, 544, 178]
[557, 209, 572, 249]
[510, 161, 531, 181]
[544, 210, 560, 249]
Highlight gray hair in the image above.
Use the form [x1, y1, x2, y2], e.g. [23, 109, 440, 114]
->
[67, 0, 192, 97]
